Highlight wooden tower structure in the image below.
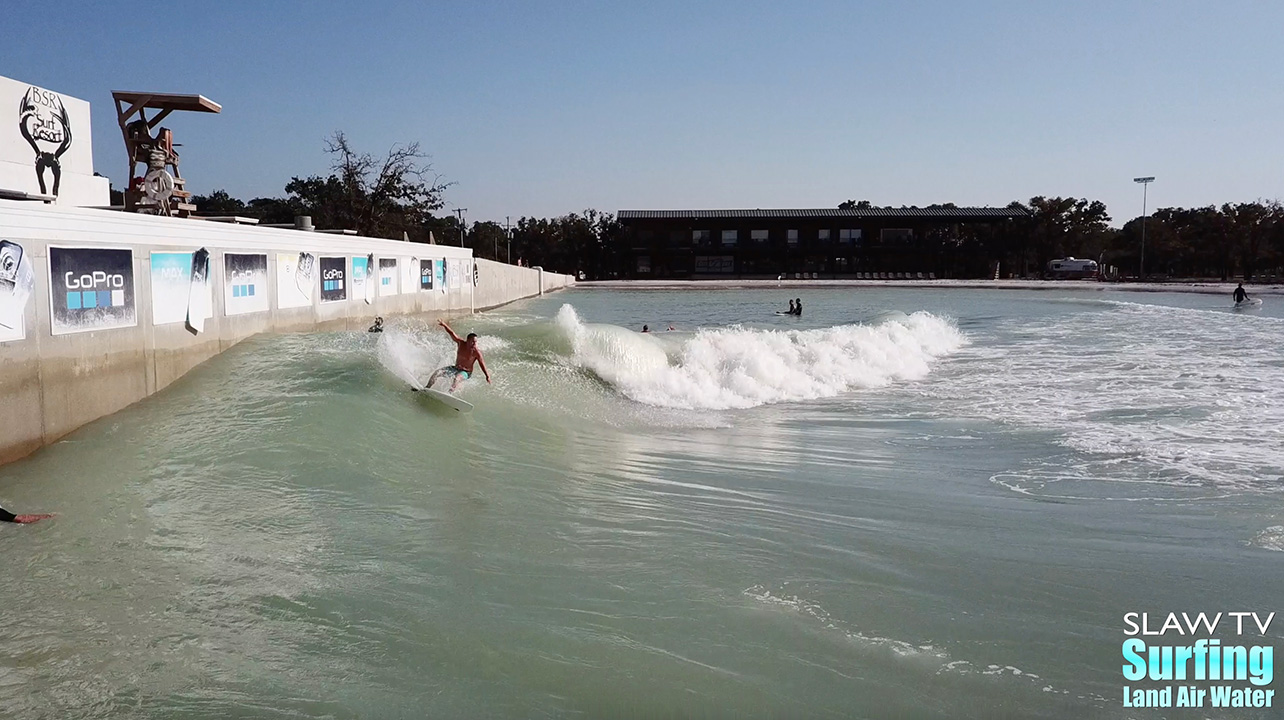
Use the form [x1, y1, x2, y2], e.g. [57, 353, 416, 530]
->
[111, 91, 221, 216]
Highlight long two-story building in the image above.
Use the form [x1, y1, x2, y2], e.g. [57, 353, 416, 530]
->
[615, 207, 1025, 279]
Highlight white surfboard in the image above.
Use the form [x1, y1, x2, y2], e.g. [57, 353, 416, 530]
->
[1234, 298, 1263, 309]
[411, 385, 474, 413]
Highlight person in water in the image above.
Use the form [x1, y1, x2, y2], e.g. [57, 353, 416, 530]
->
[1, 506, 54, 524]
[642, 325, 650, 333]
[794, 298, 803, 316]
[1234, 283, 1250, 303]
[368, 316, 384, 333]
[426, 320, 491, 392]
[786, 299, 796, 314]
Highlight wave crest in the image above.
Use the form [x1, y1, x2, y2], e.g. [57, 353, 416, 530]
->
[553, 304, 967, 410]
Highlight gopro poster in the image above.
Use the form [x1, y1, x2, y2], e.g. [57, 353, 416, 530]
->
[48, 246, 136, 335]
[224, 253, 269, 316]
[319, 256, 347, 303]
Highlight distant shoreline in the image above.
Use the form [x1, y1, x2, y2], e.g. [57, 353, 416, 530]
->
[578, 279, 1284, 296]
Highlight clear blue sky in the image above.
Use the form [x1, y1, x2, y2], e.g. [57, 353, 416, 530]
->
[4, 0, 1281, 226]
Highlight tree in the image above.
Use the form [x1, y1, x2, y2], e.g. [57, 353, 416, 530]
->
[191, 189, 247, 215]
[469, 221, 507, 261]
[839, 200, 873, 210]
[1012, 196, 1113, 275]
[510, 209, 621, 277]
[285, 132, 453, 240]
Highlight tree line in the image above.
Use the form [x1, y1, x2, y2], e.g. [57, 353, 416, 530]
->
[166, 133, 1282, 281]
[844, 197, 1284, 280]
[176, 132, 621, 279]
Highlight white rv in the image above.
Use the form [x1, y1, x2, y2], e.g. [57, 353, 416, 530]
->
[1046, 257, 1098, 280]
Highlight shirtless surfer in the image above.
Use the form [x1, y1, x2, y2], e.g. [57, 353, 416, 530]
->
[426, 320, 492, 392]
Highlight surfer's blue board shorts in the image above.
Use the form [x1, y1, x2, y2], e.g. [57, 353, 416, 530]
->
[441, 366, 470, 380]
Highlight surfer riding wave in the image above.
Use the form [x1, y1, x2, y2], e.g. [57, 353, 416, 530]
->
[425, 320, 492, 392]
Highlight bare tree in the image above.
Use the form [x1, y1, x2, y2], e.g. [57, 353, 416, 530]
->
[285, 131, 453, 239]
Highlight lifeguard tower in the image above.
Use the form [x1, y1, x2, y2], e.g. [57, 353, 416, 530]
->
[111, 90, 220, 216]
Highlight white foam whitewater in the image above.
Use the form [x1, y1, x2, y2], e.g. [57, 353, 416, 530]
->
[552, 304, 967, 410]
[921, 300, 1284, 495]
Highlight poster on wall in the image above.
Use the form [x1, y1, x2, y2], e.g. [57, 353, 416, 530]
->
[224, 253, 269, 316]
[186, 248, 212, 334]
[378, 258, 398, 296]
[277, 252, 315, 309]
[352, 255, 369, 305]
[400, 257, 418, 295]
[151, 250, 213, 331]
[319, 256, 346, 303]
[447, 259, 460, 290]
[0, 239, 35, 342]
[419, 259, 434, 290]
[435, 258, 446, 293]
[48, 246, 136, 335]
[363, 254, 375, 304]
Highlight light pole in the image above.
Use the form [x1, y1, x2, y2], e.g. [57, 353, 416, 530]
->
[1133, 176, 1154, 279]
[454, 208, 467, 247]
[505, 216, 512, 264]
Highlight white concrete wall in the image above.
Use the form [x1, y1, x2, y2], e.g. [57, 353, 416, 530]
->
[0, 200, 572, 464]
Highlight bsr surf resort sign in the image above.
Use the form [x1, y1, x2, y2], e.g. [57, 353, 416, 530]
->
[0, 75, 108, 205]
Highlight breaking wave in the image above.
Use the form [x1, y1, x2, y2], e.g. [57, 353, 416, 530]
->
[551, 304, 967, 410]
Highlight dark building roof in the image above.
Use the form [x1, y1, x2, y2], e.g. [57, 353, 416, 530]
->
[618, 207, 1025, 220]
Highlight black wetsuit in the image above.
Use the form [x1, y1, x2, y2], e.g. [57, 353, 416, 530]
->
[794, 303, 803, 316]
[0, 507, 16, 523]
[1234, 287, 1248, 303]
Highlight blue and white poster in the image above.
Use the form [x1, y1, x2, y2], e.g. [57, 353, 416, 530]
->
[436, 258, 446, 293]
[48, 246, 137, 335]
[224, 253, 268, 316]
[0, 239, 34, 342]
[151, 250, 212, 327]
[379, 258, 398, 296]
[352, 255, 371, 305]
[319, 256, 346, 303]
[419, 258, 434, 290]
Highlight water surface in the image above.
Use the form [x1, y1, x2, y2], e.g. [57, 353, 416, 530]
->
[2, 286, 1282, 718]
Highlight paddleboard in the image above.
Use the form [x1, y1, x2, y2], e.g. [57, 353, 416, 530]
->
[411, 385, 474, 413]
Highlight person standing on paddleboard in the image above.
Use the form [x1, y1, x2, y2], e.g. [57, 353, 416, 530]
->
[1234, 283, 1250, 304]
[427, 320, 492, 392]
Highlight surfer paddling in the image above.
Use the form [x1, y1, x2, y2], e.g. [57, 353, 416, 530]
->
[426, 320, 491, 392]
[1, 505, 54, 524]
